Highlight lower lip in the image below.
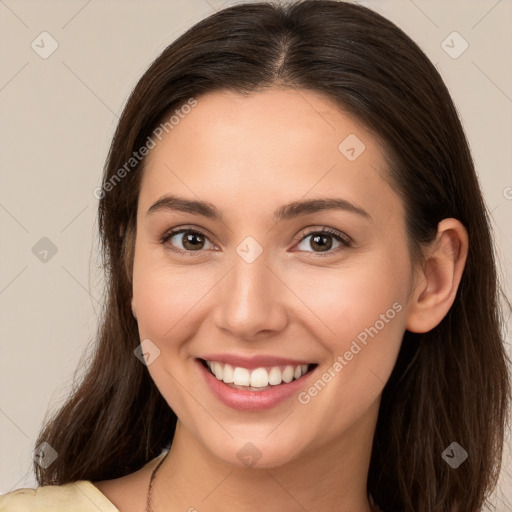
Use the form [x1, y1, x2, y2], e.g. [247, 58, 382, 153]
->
[197, 360, 316, 411]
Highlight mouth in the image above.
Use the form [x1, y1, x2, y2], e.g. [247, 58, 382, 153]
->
[198, 358, 318, 391]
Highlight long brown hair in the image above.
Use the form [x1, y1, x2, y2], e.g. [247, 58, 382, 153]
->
[34, 1, 511, 510]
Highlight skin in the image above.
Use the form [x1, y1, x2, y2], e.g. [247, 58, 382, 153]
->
[95, 88, 468, 511]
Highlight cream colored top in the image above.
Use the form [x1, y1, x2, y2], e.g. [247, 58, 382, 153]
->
[0, 480, 120, 512]
[0, 453, 166, 512]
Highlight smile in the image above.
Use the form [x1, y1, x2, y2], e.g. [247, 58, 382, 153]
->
[197, 356, 318, 410]
[203, 359, 312, 390]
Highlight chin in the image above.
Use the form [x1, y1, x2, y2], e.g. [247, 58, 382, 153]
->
[199, 431, 308, 469]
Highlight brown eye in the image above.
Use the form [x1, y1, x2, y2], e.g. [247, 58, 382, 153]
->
[295, 228, 352, 255]
[162, 228, 215, 254]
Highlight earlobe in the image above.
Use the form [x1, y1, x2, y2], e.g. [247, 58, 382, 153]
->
[131, 298, 137, 319]
[406, 218, 468, 333]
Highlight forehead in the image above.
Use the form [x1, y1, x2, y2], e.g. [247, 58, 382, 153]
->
[139, 88, 401, 225]
[145, 88, 368, 169]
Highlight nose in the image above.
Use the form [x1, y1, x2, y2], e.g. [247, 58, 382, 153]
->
[211, 250, 289, 341]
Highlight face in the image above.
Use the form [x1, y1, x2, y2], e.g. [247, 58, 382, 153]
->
[131, 88, 416, 468]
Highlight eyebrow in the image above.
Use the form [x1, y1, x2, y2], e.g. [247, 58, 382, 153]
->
[146, 194, 371, 222]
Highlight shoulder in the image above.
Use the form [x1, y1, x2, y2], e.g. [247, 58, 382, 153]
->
[0, 481, 119, 512]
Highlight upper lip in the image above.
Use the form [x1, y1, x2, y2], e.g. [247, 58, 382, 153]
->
[199, 353, 314, 369]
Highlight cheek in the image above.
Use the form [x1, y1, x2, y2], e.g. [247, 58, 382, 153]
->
[131, 247, 211, 419]
[289, 261, 408, 440]
[131, 240, 220, 346]
[288, 249, 410, 394]
[133, 266, 194, 340]
[288, 249, 409, 336]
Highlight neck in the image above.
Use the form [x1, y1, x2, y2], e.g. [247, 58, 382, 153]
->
[151, 402, 380, 512]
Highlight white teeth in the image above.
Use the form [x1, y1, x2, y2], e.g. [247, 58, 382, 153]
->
[282, 366, 294, 383]
[222, 364, 234, 384]
[205, 360, 310, 388]
[233, 367, 250, 386]
[250, 368, 269, 388]
[212, 361, 223, 380]
[268, 366, 282, 385]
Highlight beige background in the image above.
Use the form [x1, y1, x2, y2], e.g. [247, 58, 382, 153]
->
[1, 0, 511, 508]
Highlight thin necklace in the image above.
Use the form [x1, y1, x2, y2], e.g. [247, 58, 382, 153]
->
[145, 451, 169, 512]
[145, 451, 383, 512]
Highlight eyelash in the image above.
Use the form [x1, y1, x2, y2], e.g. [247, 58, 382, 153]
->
[160, 226, 353, 257]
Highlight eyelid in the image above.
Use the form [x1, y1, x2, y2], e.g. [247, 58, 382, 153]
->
[294, 226, 352, 245]
[160, 225, 218, 256]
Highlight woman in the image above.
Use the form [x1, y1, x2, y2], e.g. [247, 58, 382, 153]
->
[1, 1, 509, 511]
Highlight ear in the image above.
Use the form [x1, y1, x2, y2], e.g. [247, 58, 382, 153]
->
[406, 218, 468, 333]
[131, 297, 137, 319]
